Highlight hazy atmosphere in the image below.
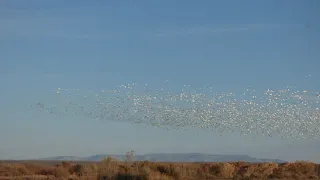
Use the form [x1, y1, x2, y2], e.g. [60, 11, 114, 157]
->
[1, 0, 320, 163]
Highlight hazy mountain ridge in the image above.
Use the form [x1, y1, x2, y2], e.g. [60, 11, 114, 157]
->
[38, 153, 285, 163]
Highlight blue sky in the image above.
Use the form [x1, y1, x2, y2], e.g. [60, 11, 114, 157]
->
[0, 0, 320, 161]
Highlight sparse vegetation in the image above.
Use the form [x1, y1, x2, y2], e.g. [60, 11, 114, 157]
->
[0, 159, 319, 180]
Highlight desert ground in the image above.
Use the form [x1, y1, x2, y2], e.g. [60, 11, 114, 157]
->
[0, 158, 319, 180]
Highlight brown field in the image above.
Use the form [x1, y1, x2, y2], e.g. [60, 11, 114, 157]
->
[0, 158, 319, 180]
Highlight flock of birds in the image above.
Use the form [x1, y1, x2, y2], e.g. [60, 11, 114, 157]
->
[33, 83, 320, 140]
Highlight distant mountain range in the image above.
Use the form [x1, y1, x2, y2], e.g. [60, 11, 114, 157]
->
[37, 153, 285, 163]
